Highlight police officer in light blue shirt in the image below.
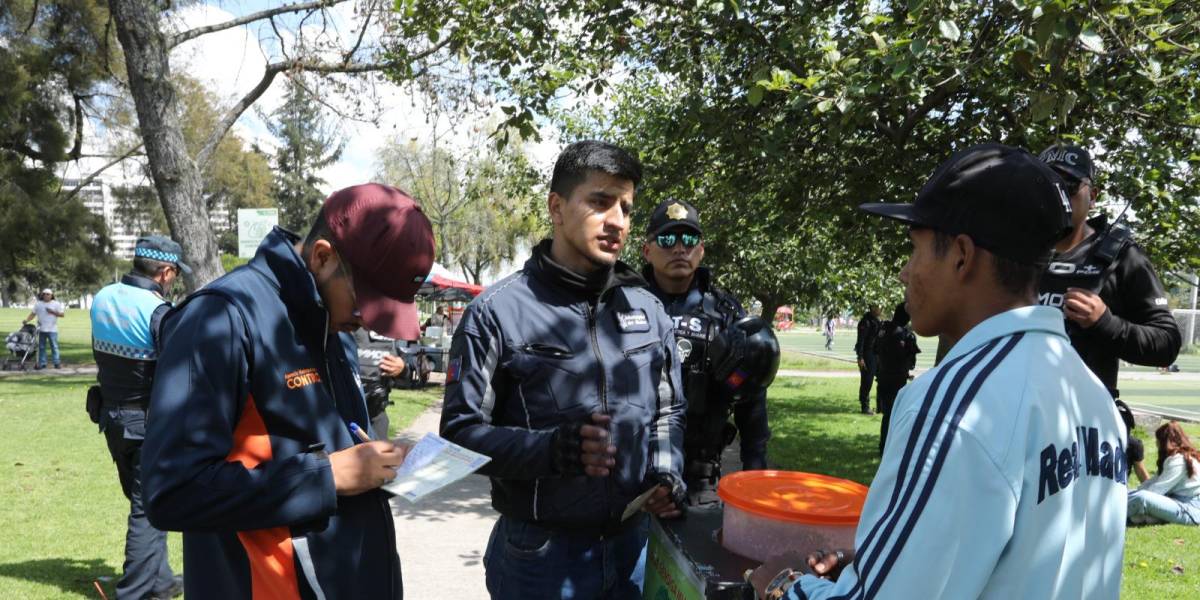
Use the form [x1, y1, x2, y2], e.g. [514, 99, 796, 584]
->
[92, 235, 189, 600]
[751, 144, 1128, 600]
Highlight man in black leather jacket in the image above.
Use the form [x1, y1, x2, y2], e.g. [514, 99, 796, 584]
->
[440, 141, 686, 599]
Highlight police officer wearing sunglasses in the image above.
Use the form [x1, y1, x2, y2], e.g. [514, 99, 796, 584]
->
[641, 199, 773, 505]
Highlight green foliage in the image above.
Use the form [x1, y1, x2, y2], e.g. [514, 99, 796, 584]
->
[374, 134, 543, 284]
[220, 254, 250, 273]
[0, 165, 113, 302]
[394, 0, 1200, 311]
[266, 75, 344, 232]
[173, 77, 275, 252]
[0, 1, 118, 299]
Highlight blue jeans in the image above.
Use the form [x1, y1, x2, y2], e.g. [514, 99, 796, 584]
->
[37, 332, 59, 367]
[1128, 489, 1200, 525]
[484, 515, 648, 599]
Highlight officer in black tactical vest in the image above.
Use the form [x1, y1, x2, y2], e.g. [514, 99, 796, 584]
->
[641, 199, 777, 505]
[855, 305, 882, 414]
[874, 302, 920, 455]
[353, 328, 408, 439]
[1037, 144, 1181, 483]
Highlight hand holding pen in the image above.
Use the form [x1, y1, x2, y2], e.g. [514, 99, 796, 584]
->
[328, 422, 408, 496]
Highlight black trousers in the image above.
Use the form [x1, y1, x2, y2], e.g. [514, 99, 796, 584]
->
[876, 378, 905, 455]
[103, 409, 175, 599]
[858, 354, 878, 412]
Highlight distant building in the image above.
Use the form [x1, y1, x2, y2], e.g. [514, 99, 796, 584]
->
[65, 173, 234, 259]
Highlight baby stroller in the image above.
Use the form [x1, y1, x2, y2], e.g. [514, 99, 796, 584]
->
[4, 323, 38, 371]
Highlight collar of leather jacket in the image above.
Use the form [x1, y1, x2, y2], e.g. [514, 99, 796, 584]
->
[528, 239, 646, 300]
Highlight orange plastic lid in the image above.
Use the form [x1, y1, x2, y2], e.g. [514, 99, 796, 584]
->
[718, 470, 868, 526]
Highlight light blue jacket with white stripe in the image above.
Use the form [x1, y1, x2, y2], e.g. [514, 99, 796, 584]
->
[792, 306, 1127, 600]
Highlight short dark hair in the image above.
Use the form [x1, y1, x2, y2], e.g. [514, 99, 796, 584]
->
[931, 230, 1041, 296]
[549, 140, 642, 198]
[132, 256, 173, 278]
[302, 209, 333, 256]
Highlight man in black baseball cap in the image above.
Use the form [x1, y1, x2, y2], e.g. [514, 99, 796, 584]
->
[1037, 143, 1182, 484]
[858, 141, 1073, 338]
[752, 143, 1128, 600]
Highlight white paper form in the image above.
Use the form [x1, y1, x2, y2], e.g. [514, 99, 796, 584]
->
[382, 433, 490, 502]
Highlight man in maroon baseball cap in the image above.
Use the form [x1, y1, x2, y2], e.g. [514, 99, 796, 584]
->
[321, 183, 436, 340]
[143, 183, 434, 598]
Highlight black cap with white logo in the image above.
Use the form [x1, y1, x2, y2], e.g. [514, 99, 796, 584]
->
[859, 143, 1074, 265]
[1039, 144, 1096, 183]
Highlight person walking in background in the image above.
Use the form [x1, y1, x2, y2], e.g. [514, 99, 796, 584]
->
[823, 315, 836, 350]
[873, 302, 920, 455]
[854, 305, 881, 414]
[1128, 422, 1200, 526]
[23, 288, 64, 369]
[91, 236, 189, 600]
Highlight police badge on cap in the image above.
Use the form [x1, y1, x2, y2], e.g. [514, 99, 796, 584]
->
[647, 199, 703, 236]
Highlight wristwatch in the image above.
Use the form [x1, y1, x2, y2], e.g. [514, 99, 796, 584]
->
[765, 567, 800, 599]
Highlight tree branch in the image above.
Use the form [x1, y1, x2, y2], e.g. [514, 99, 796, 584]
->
[1, 141, 50, 163]
[68, 95, 84, 161]
[195, 63, 285, 169]
[169, 0, 350, 48]
[195, 37, 452, 170]
[343, 0, 376, 64]
[59, 143, 144, 204]
[24, 0, 39, 34]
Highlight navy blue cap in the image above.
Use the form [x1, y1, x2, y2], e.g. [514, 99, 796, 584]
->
[859, 143, 1074, 265]
[1039, 144, 1096, 183]
[134, 235, 192, 275]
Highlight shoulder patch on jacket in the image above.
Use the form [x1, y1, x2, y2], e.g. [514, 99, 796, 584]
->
[615, 309, 650, 333]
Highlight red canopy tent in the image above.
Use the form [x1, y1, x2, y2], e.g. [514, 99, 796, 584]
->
[418, 274, 484, 302]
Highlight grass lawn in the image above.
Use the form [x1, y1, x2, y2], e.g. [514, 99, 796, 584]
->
[765, 376, 1200, 600]
[0, 375, 441, 599]
[779, 328, 1200, 374]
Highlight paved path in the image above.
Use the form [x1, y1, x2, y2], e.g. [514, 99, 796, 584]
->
[0, 365, 97, 378]
[391, 401, 495, 600]
[390, 402, 746, 599]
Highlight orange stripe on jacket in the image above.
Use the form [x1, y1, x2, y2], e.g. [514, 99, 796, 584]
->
[227, 394, 301, 600]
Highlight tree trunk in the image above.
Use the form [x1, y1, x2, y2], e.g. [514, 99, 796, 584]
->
[109, 0, 223, 291]
[758, 298, 783, 330]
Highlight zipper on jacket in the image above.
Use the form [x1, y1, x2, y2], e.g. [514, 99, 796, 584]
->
[622, 341, 657, 358]
[586, 304, 608, 414]
[586, 299, 614, 522]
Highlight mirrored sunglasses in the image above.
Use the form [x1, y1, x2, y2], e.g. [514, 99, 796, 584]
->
[655, 232, 701, 249]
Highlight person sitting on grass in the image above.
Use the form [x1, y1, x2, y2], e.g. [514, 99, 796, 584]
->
[1128, 422, 1200, 526]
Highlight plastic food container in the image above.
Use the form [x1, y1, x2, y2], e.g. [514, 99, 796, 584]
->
[717, 470, 868, 563]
